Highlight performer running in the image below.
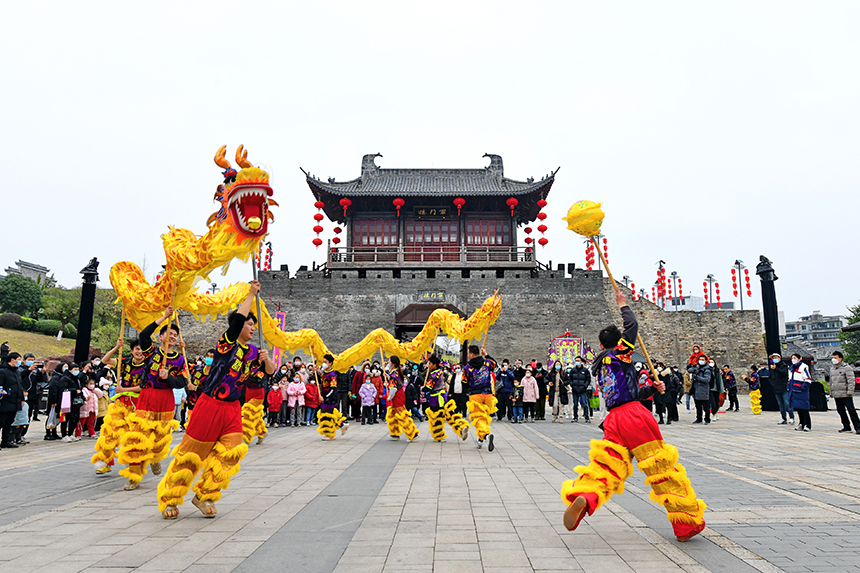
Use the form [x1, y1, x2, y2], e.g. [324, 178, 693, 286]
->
[424, 354, 469, 442]
[463, 345, 497, 451]
[157, 281, 275, 519]
[316, 354, 349, 440]
[116, 307, 187, 490]
[561, 292, 706, 542]
[386, 355, 418, 441]
[91, 337, 147, 474]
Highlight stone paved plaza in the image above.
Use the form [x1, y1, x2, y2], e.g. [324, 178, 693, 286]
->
[1, 395, 859, 573]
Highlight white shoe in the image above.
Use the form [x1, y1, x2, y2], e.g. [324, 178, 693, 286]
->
[341, 422, 349, 436]
[61, 436, 72, 442]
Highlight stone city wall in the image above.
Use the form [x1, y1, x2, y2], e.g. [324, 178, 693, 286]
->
[177, 268, 765, 380]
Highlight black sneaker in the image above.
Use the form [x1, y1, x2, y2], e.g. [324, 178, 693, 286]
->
[487, 434, 495, 452]
[839, 428, 852, 433]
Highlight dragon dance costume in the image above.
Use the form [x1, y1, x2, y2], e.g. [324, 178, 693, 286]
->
[464, 355, 497, 448]
[317, 370, 347, 440]
[386, 369, 418, 441]
[561, 306, 706, 541]
[91, 355, 147, 474]
[748, 372, 762, 415]
[116, 321, 186, 487]
[424, 366, 469, 442]
[157, 311, 261, 517]
[241, 366, 267, 444]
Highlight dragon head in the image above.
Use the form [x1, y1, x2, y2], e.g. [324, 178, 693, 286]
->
[209, 145, 278, 240]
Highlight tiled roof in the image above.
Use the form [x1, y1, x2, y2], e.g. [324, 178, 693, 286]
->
[303, 153, 558, 197]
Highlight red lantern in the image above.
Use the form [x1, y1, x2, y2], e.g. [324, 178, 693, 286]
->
[392, 197, 405, 217]
[506, 197, 518, 216]
[525, 237, 533, 244]
[747, 290, 752, 297]
[314, 213, 324, 222]
[313, 225, 324, 234]
[536, 212, 548, 221]
[538, 224, 548, 234]
[538, 237, 548, 247]
[314, 200, 325, 210]
[744, 268, 749, 275]
[339, 198, 352, 216]
[537, 199, 547, 208]
[312, 238, 323, 248]
[334, 227, 342, 234]
[524, 227, 532, 234]
[332, 237, 341, 245]
[453, 197, 465, 215]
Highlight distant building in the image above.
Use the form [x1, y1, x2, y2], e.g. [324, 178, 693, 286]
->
[660, 296, 734, 312]
[2, 260, 55, 285]
[781, 311, 846, 349]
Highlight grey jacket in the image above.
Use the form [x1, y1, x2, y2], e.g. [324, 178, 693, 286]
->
[830, 362, 855, 398]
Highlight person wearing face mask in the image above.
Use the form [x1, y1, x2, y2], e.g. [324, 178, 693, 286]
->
[316, 354, 349, 440]
[385, 355, 419, 441]
[423, 354, 469, 441]
[829, 351, 860, 433]
[547, 361, 568, 423]
[722, 365, 738, 412]
[304, 366, 321, 426]
[20, 353, 46, 423]
[740, 365, 763, 415]
[266, 382, 283, 428]
[706, 359, 724, 421]
[569, 358, 591, 423]
[59, 362, 85, 441]
[79, 378, 104, 439]
[687, 356, 713, 424]
[496, 360, 515, 422]
[286, 373, 306, 426]
[0, 352, 25, 448]
[788, 354, 813, 431]
[463, 345, 498, 450]
[157, 282, 275, 519]
[769, 353, 793, 425]
[562, 291, 705, 543]
[371, 366, 385, 423]
[44, 364, 66, 441]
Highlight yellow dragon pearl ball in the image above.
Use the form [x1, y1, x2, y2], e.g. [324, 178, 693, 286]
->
[563, 200, 604, 237]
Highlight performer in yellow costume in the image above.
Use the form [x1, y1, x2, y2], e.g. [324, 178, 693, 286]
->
[463, 345, 497, 451]
[423, 355, 469, 442]
[386, 356, 418, 441]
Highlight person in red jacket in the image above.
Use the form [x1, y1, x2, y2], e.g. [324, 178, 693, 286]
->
[266, 383, 283, 428]
[303, 369, 321, 426]
[687, 345, 706, 367]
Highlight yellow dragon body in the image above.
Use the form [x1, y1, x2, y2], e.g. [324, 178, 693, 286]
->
[110, 146, 501, 371]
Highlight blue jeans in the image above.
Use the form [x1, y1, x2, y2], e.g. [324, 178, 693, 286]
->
[512, 405, 523, 420]
[573, 392, 590, 420]
[686, 392, 692, 410]
[774, 390, 794, 421]
[304, 406, 317, 424]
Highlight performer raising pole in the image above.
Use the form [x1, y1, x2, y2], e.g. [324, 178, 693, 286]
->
[560, 201, 706, 542]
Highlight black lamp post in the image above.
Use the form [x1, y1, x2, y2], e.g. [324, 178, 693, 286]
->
[704, 274, 716, 310]
[756, 255, 781, 356]
[670, 271, 679, 310]
[74, 258, 99, 364]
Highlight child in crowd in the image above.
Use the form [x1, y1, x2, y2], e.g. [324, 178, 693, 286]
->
[511, 378, 524, 423]
[96, 377, 112, 432]
[267, 382, 283, 427]
[287, 373, 306, 426]
[79, 379, 103, 438]
[359, 377, 377, 425]
[372, 365, 385, 423]
[304, 369, 321, 425]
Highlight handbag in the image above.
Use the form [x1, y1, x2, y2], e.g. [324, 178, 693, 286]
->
[71, 393, 85, 407]
[45, 408, 59, 429]
[61, 390, 71, 413]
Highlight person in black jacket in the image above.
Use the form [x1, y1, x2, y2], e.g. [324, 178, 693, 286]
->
[337, 368, 352, 420]
[769, 353, 794, 425]
[534, 363, 547, 420]
[547, 363, 568, 422]
[59, 363, 84, 441]
[45, 364, 65, 440]
[0, 353, 25, 448]
[569, 358, 591, 423]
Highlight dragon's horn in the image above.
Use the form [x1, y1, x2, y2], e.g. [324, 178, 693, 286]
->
[236, 145, 253, 169]
[214, 145, 232, 170]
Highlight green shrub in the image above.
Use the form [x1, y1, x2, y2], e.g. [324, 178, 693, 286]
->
[63, 323, 77, 339]
[20, 317, 37, 332]
[0, 313, 23, 330]
[34, 319, 63, 336]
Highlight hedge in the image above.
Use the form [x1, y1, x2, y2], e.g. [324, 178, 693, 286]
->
[34, 319, 63, 336]
[0, 313, 23, 329]
[63, 323, 77, 339]
[21, 317, 37, 332]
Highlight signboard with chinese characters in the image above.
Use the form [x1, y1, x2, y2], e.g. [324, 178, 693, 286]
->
[547, 335, 597, 370]
[417, 290, 445, 302]
[414, 206, 450, 219]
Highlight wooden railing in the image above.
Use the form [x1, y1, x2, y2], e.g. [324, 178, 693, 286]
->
[326, 245, 538, 267]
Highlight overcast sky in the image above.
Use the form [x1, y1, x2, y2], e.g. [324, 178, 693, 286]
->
[2, 2, 857, 322]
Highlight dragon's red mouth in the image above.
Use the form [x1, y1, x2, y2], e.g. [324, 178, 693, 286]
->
[228, 184, 272, 238]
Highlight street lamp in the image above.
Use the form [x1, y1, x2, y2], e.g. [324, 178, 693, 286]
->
[211, 282, 218, 294]
[704, 274, 716, 310]
[622, 275, 630, 287]
[670, 271, 679, 310]
[74, 258, 99, 364]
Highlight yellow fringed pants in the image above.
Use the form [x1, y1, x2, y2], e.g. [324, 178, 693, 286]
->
[467, 394, 497, 441]
[386, 406, 419, 440]
[241, 398, 267, 443]
[91, 396, 135, 467]
[116, 395, 178, 484]
[317, 408, 346, 439]
[750, 389, 762, 414]
[427, 400, 470, 442]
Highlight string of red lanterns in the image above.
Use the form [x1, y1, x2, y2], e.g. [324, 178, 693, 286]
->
[703, 281, 709, 309]
[715, 281, 721, 309]
[333, 226, 342, 245]
[630, 282, 637, 301]
[744, 268, 752, 297]
[313, 200, 325, 249]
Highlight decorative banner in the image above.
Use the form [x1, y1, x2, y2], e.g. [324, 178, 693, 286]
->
[548, 334, 597, 371]
[271, 310, 288, 370]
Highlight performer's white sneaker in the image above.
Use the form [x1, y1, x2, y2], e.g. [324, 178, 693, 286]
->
[94, 461, 111, 475]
